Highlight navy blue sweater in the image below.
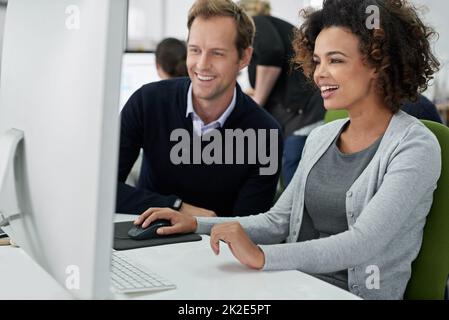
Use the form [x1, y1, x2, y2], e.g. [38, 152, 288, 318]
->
[116, 78, 283, 216]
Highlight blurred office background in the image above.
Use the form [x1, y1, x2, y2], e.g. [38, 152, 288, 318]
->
[0, 0, 448, 122]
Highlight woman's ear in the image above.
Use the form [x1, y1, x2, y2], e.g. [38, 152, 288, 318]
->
[371, 64, 380, 80]
[370, 67, 380, 80]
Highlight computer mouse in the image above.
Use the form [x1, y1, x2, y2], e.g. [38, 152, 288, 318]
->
[127, 219, 172, 240]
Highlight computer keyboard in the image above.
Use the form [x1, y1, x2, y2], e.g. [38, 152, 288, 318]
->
[110, 251, 176, 294]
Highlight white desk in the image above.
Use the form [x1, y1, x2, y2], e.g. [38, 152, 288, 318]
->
[0, 246, 72, 300]
[0, 214, 359, 300]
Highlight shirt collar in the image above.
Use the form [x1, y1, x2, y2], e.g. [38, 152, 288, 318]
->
[186, 83, 237, 128]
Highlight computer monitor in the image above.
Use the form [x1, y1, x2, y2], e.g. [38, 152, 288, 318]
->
[0, 0, 126, 299]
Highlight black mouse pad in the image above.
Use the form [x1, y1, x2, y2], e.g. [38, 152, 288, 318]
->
[113, 221, 202, 251]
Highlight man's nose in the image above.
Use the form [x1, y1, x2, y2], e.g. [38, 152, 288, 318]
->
[197, 53, 211, 70]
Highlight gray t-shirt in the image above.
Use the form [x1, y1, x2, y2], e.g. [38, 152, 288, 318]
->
[299, 126, 382, 290]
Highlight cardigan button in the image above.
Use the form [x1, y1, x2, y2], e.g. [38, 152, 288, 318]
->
[347, 191, 353, 197]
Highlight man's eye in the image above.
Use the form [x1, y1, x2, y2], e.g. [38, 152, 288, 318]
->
[331, 59, 343, 63]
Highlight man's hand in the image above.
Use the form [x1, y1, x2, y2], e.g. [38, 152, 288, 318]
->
[180, 202, 217, 217]
[134, 207, 197, 235]
[210, 222, 265, 270]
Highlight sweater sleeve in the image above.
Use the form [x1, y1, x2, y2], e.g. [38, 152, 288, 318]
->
[260, 124, 442, 273]
[115, 87, 179, 215]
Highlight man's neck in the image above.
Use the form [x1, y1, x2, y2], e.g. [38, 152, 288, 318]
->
[192, 88, 235, 125]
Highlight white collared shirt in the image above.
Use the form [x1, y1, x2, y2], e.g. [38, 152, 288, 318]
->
[186, 84, 237, 136]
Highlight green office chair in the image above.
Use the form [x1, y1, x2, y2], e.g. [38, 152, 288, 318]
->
[324, 109, 348, 123]
[405, 120, 449, 300]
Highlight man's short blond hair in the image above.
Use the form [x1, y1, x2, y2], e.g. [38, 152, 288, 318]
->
[187, 0, 255, 58]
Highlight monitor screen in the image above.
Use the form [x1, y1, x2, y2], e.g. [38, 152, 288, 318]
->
[0, 0, 126, 299]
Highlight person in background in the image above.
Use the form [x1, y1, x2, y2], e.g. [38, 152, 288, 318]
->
[402, 94, 443, 124]
[117, 0, 283, 218]
[133, 0, 442, 300]
[155, 37, 188, 79]
[239, 0, 325, 186]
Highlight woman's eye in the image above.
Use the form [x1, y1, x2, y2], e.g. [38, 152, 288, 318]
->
[331, 59, 343, 63]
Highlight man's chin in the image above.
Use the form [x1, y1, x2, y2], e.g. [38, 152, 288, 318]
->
[192, 87, 218, 101]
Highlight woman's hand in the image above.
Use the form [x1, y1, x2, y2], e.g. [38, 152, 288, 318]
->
[134, 207, 197, 235]
[210, 222, 265, 270]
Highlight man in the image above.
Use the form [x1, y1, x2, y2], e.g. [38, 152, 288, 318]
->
[116, 0, 283, 217]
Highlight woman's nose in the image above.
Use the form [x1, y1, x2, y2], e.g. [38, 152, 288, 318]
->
[314, 62, 328, 82]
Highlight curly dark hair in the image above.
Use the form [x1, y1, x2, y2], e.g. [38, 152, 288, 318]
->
[292, 0, 440, 112]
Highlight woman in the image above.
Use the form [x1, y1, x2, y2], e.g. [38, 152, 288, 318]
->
[133, 0, 441, 300]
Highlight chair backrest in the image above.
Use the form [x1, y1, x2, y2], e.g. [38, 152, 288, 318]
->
[324, 110, 348, 123]
[405, 120, 449, 300]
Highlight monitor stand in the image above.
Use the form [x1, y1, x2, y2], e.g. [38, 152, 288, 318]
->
[0, 128, 24, 229]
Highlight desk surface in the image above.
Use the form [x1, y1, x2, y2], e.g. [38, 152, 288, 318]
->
[0, 214, 359, 300]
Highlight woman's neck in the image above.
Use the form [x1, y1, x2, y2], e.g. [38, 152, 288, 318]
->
[345, 95, 394, 139]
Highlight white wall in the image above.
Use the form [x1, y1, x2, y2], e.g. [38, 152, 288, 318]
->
[415, 0, 449, 101]
[127, 0, 164, 50]
[0, 5, 7, 73]
[128, 0, 315, 48]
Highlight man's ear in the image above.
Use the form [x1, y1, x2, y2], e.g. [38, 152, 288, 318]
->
[239, 46, 253, 70]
